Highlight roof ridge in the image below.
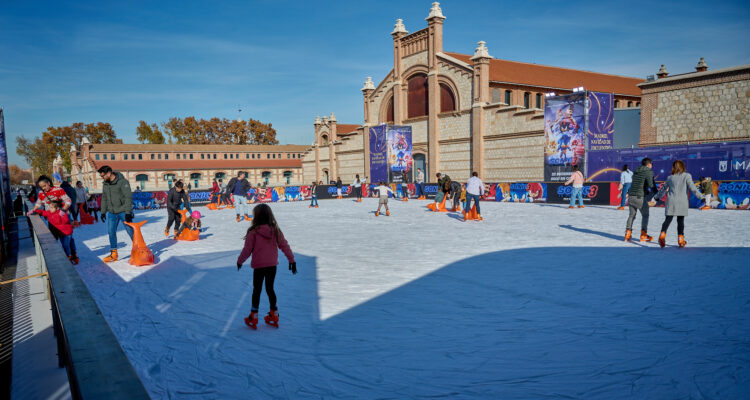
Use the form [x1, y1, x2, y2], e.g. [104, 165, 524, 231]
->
[445, 52, 643, 81]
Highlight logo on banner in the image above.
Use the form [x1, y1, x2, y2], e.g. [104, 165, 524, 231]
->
[557, 184, 599, 198]
[733, 158, 750, 171]
[719, 160, 728, 172]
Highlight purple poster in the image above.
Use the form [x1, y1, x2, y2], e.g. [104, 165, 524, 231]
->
[369, 126, 388, 184]
[544, 93, 587, 181]
[587, 92, 614, 151]
[587, 141, 750, 182]
[387, 125, 412, 183]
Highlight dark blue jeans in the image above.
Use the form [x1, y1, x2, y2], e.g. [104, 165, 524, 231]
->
[465, 194, 481, 214]
[310, 196, 318, 206]
[107, 212, 134, 249]
[60, 235, 77, 257]
[620, 183, 631, 207]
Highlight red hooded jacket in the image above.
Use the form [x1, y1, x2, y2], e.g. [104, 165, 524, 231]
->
[34, 209, 73, 236]
[237, 225, 295, 269]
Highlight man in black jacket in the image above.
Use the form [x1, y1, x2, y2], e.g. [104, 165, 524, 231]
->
[165, 181, 190, 237]
[226, 172, 251, 222]
[625, 157, 659, 241]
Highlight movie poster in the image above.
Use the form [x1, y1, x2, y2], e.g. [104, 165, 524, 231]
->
[387, 125, 412, 184]
[544, 93, 587, 182]
[369, 126, 388, 184]
[587, 92, 614, 152]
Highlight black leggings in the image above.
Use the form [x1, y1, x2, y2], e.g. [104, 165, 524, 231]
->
[166, 209, 178, 230]
[661, 215, 685, 235]
[252, 266, 277, 312]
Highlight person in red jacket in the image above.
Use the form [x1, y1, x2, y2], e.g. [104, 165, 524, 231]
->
[30, 199, 79, 264]
[236, 204, 296, 329]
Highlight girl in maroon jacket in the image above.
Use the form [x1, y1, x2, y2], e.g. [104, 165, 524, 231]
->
[30, 199, 79, 264]
[236, 204, 296, 329]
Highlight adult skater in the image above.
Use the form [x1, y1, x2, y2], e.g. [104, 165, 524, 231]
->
[374, 181, 393, 216]
[564, 165, 585, 209]
[165, 181, 190, 237]
[309, 181, 319, 208]
[432, 173, 449, 211]
[336, 177, 343, 199]
[465, 171, 484, 220]
[653, 160, 702, 248]
[624, 158, 659, 242]
[448, 179, 462, 211]
[226, 172, 251, 222]
[415, 168, 425, 199]
[617, 164, 633, 210]
[30, 175, 72, 212]
[97, 166, 134, 262]
[74, 181, 88, 223]
[353, 174, 364, 202]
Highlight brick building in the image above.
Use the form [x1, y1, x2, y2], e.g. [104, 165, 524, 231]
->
[638, 60, 750, 146]
[70, 139, 308, 192]
[302, 2, 643, 184]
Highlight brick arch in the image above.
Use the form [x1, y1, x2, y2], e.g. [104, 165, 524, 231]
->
[318, 130, 330, 146]
[378, 89, 394, 123]
[437, 76, 460, 112]
[403, 65, 429, 81]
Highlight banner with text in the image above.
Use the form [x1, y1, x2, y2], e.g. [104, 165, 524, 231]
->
[544, 93, 587, 182]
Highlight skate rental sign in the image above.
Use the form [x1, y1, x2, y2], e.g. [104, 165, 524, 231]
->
[369, 125, 412, 184]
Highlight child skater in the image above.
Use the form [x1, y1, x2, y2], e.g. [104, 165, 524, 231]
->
[86, 195, 100, 222]
[460, 183, 467, 211]
[653, 160, 703, 248]
[30, 199, 79, 264]
[236, 204, 297, 330]
[175, 210, 202, 237]
[374, 181, 393, 216]
[309, 182, 319, 208]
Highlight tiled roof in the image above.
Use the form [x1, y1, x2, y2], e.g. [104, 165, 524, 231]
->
[335, 124, 361, 135]
[445, 52, 643, 96]
[89, 158, 302, 171]
[88, 143, 308, 152]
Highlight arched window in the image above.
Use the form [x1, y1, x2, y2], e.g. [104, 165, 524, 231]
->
[261, 171, 272, 185]
[505, 90, 512, 105]
[440, 83, 456, 113]
[283, 171, 293, 185]
[321, 134, 328, 146]
[386, 96, 394, 123]
[524, 92, 530, 109]
[214, 172, 226, 180]
[407, 74, 428, 118]
[135, 174, 148, 190]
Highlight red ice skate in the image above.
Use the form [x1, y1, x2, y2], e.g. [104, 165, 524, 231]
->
[678, 235, 687, 248]
[264, 310, 279, 328]
[658, 231, 666, 248]
[244, 311, 258, 330]
[386, 210, 390, 216]
[624, 229, 632, 241]
[640, 230, 653, 242]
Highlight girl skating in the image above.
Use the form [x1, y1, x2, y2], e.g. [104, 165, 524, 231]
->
[236, 204, 297, 329]
[652, 160, 703, 248]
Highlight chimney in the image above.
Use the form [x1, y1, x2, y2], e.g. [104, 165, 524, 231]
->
[656, 64, 669, 79]
[695, 57, 708, 72]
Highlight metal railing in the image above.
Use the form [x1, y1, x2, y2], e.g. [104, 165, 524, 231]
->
[25, 203, 150, 399]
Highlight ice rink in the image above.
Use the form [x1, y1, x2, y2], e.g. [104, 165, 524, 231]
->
[70, 199, 750, 399]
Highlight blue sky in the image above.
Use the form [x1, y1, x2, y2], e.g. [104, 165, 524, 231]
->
[2, 0, 749, 168]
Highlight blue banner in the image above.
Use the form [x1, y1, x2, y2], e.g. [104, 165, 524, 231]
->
[369, 126, 388, 184]
[587, 92, 614, 151]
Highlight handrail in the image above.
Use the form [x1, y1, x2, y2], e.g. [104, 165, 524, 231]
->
[26, 213, 150, 399]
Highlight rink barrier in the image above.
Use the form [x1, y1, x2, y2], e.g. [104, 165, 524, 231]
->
[114, 179, 750, 210]
[27, 213, 150, 400]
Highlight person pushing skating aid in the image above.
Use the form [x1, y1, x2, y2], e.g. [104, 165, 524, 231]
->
[237, 204, 296, 330]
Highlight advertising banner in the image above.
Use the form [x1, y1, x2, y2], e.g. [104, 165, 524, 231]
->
[587, 92, 614, 151]
[544, 93, 587, 182]
[387, 125, 413, 183]
[588, 141, 750, 182]
[504, 182, 547, 203]
[717, 181, 750, 209]
[547, 182, 611, 205]
[315, 185, 353, 200]
[369, 126, 388, 184]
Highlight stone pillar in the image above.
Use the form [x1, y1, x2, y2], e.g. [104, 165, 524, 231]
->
[426, 2, 445, 181]
[362, 78, 376, 178]
[470, 41, 492, 179]
[695, 57, 708, 72]
[314, 116, 321, 183]
[329, 113, 338, 181]
[391, 19, 408, 124]
[656, 64, 669, 79]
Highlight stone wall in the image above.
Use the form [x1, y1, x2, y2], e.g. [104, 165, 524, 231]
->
[483, 134, 544, 182]
[650, 80, 750, 144]
[438, 141, 471, 179]
[337, 151, 366, 183]
[402, 51, 428, 73]
[438, 61, 473, 111]
[439, 113, 471, 140]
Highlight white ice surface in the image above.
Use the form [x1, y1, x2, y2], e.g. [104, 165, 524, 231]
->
[70, 200, 750, 399]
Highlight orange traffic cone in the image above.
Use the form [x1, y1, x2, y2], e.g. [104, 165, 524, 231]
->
[123, 220, 155, 266]
[427, 197, 448, 212]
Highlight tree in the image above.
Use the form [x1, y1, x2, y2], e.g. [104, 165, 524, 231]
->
[136, 120, 165, 144]
[8, 164, 32, 185]
[157, 116, 278, 145]
[16, 122, 121, 176]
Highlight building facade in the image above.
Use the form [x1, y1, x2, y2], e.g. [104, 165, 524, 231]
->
[302, 2, 643, 184]
[70, 140, 308, 192]
[638, 60, 750, 146]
